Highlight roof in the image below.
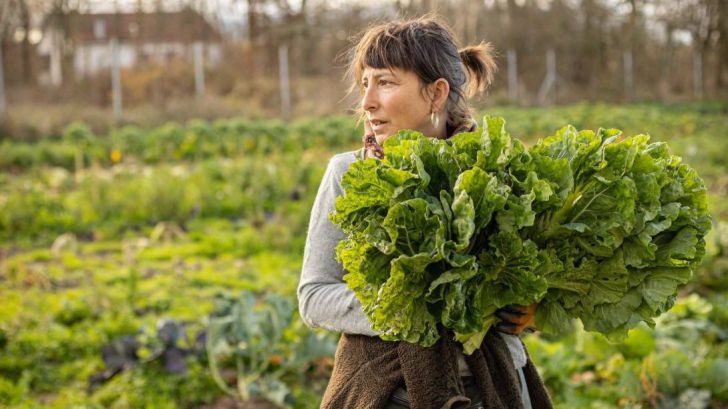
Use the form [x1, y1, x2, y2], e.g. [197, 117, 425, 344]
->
[46, 8, 222, 44]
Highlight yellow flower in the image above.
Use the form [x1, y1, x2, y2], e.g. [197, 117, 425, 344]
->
[110, 149, 122, 163]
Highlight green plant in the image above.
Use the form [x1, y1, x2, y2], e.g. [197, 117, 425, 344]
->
[331, 116, 711, 353]
[205, 291, 335, 407]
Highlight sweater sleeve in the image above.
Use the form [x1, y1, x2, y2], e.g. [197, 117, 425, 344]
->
[297, 152, 379, 336]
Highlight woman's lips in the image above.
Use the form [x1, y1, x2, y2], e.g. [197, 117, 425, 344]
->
[371, 121, 387, 132]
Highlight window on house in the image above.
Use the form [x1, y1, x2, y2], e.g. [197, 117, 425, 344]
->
[94, 19, 106, 39]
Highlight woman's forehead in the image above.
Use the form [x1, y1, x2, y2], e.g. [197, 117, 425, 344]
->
[362, 66, 399, 76]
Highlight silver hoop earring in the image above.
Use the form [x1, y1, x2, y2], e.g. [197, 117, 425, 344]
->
[431, 111, 440, 129]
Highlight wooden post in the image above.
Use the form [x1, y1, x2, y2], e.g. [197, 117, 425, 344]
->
[507, 49, 518, 102]
[50, 31, 63, 86]
[194, 41, 205, 98]
[623, 50, 634, 101]
[278, 44, 291, 119]
[537, 49, 556, 105]
[0, 44, 5, 116]
[111, 38, 123, 121]
[693, 51, 703, 98]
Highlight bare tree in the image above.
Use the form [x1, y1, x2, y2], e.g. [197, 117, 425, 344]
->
[0, 1, 22, 41]
[717, 0, 728, 89]
[18, 0, 33, 83]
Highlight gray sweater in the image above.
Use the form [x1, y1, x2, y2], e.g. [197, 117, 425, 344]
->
[297, 149, 527, 370]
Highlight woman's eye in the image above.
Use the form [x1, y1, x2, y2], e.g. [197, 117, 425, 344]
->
[361, 79, 392, 89]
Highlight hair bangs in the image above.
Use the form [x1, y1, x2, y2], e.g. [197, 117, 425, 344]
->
[362, 31, 414, 75]
[349, 25, 416, 99]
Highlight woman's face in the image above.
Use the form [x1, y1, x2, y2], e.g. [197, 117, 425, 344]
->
[360, 66, 440, 145]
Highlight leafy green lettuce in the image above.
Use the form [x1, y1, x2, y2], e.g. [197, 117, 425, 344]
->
[330, 116, 711, 353]
[514, 125, 712, 340]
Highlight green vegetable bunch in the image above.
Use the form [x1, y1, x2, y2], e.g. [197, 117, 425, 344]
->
[330, 116, 711, 354]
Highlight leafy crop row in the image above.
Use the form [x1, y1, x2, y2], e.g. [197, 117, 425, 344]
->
[0, 116, 362, 171]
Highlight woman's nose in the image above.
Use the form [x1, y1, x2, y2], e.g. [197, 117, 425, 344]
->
[362, 85, 378, 112]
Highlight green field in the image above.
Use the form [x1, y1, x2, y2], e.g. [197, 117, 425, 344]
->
[1, 102, 727, 408]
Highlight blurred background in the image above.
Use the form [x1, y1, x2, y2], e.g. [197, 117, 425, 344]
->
[0, 0, 726, 136]
[0, 1, 727, 408]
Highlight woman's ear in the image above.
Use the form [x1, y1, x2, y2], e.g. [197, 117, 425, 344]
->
[430, 78, 450, 112]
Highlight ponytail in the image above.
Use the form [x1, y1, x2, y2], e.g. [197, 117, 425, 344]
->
[458, 42, 497, 98]
[444, 42, 497, 136]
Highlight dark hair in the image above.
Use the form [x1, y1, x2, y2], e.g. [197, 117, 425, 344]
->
[344, 14, 497, 137]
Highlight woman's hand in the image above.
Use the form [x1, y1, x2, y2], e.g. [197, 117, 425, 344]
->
[495, 303, 538, 335]
[362, 120, 384, 159]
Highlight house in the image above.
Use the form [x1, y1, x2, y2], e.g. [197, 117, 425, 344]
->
[37, 8, 223, 85]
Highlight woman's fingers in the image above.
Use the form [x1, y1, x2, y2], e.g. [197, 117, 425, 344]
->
[495, 303, 538, 335]
[495, 321, 519, 334]
[498, 304, 527, 316]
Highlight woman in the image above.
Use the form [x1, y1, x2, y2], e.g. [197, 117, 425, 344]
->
[298, 15, 552, 409]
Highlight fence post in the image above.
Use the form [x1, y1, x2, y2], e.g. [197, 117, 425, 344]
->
[111, 38, 123, 121]
[278, 44, 291, 120]
[623, 50, 634, 101]
[50, 32, 63, 86]
[0, 44, 5, 116]
[194, 41, 205, 98]
[537, 48, 556, 104]
[693, 51, 703, 98]
[507, 49, 518, 102]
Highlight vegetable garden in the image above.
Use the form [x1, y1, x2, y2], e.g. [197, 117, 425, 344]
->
[1, 102, 727, 408]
